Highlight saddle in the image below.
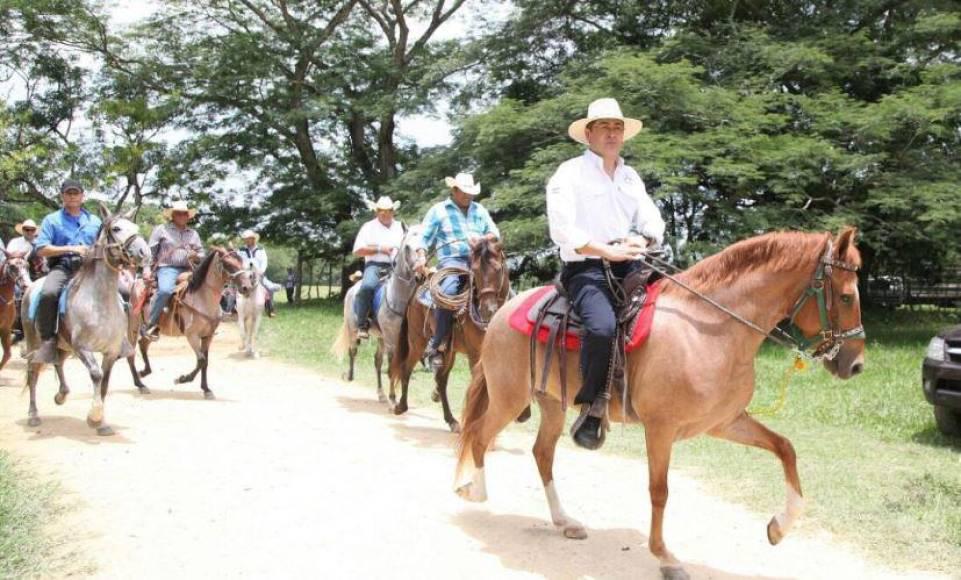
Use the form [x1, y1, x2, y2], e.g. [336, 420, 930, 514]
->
[509, 267, 663, 420]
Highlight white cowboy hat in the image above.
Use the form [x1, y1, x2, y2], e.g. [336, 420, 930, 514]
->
[567, 98, 643, 145]
[444, 172, 481, 196]
[365, 196, 401, 212]
[240, 229, 260, 242]
[15, 219, 38, 235]
[162, 200, 198, 220]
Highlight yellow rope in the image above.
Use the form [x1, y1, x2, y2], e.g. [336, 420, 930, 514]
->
[748, 354, 807, 417]
[428, 266, 471, 311]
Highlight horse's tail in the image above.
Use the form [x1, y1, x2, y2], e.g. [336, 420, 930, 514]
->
[454, 361, 490, 487]
[330, 318, 352, 359]
[389, 315, 411, 383]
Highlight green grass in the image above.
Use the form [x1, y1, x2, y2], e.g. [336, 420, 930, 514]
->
[262, 300, 961, 574]
[0, 451, 58, 578]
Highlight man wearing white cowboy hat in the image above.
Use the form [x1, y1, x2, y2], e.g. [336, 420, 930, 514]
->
[352, 195, 404, 339]
[546, 97, 666, 450]
[142, 200, 205, 339]
[239, 229, 281, 317]
[415, 172, 500, 369]
[7, 219, 45, 280]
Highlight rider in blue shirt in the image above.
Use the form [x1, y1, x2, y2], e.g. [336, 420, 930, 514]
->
[31, 179, 102, 363]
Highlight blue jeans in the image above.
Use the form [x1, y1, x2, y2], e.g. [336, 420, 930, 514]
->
[353, 262, 389, 327]
[148, 266, 186, 327]
[429, 257, 469, 351]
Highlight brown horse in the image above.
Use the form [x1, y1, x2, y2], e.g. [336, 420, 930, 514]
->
[390, 236, 511, 432]
[454, 229, 866, 579]
[126, 247, 253, 398]
[0, 252, 30, 370]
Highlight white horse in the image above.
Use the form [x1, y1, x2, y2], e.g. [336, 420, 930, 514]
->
[236, 268, 265, 358]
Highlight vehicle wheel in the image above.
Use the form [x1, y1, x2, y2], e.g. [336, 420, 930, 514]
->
[933, 405, 961, 436]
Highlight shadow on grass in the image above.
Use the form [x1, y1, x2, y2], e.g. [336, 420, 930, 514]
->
[451, 510, 788, 580]
[911, 425, 961, 452]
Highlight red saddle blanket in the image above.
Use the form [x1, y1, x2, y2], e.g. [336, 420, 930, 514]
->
[508, 281, 663, 352]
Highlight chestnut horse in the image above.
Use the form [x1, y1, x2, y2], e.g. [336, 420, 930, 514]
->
[390, 236, 510, 432]
[454, 229, 866, 579]
[126, 247, 253, 398]
[0, 252, 30, 370]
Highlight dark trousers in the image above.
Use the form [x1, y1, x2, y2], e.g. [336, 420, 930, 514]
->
[562, 260, 640, 405]
[37, 262, 77, 340]
[354, 262, 390, 326]
[285, 287, 294, 304]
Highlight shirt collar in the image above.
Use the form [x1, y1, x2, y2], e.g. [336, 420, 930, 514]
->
[583, 148, 624, 174]
[444, 198, 474, 213]
[60, 207, 90, 222]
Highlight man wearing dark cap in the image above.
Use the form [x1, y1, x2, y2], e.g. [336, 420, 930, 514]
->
[31, 179, 103, 363]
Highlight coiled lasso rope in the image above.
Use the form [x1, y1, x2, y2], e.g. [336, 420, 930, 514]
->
[428, 265, 471, 311]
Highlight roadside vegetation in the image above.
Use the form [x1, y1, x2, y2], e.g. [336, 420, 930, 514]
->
[0, 451, 58, 578]
[263, 297, 961, 574]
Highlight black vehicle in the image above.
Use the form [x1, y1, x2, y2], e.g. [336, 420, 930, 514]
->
[922, 324, 961, 435]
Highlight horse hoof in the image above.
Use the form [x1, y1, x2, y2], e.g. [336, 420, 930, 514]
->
[87, 406, 103, 426]
[767, 516, 784, 545]
[561, 523, 588, 540]
[516, 405, 532, 423]
[448, 421, 461, 434]
[393, 403, 408, 416]
[203, 391, 216, 400]
[430, 389, 440, 403]
[174, 377, 186, 385]
[455, 483, 486, 503]
[342, 372, 352, 382]
[660, 566, 690, 580]
[27, 416, 41, 427]
[139, 369, 152, 378]
[54, 392, 66, 405]
[138, 386, 152, 395]
[96, 425, 114, 437]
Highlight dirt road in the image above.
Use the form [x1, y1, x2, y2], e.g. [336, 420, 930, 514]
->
[0, 326, 941, 579]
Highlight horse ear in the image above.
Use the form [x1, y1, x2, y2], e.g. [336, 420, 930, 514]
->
[97, 201, 111, 222]
[121, 207, 136, 221]
[835, 226, 857, 259]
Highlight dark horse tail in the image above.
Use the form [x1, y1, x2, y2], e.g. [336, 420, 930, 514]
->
[454, 361, 490, 487]
[388, 314, 411, 385]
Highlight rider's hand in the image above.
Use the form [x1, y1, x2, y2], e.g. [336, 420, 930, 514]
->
[602, 243, 645, 262]
[73, 246, 89, 257]
[414, 256, 428, 275]
[623, 235, 650, 251]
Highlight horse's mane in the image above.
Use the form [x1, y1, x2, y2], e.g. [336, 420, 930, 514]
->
[187, 247, 221, 293]
[663, 231, 831, 297]
[470, 237, 504, 264]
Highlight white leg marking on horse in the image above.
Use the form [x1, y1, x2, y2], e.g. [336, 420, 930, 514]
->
[545, 481, 587, 539]
[469, 468, 488, 502]
[774, 485, 805, 535]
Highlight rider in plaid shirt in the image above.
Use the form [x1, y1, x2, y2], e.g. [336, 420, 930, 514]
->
[414, 173, 500, 369]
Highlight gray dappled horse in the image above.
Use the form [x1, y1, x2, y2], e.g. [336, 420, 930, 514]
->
[331, 224, 422, 406]
[21, 204, 149, 436]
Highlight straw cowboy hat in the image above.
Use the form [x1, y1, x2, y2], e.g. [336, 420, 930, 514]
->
[162, 200, 198, 220]
[15, 219, 38, 235]
[240, 229, 260, 242]
[567, 97, 643, 145]
[365, 196, 401, 212]
[444, 172, 481, 196]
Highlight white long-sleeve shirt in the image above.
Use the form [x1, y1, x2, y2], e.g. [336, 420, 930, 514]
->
[352, 218, 405, 263]
[546, 149, 665, 262]
[240, 245, 268, 274]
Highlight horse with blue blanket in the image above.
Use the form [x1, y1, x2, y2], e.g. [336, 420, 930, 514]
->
[331, 224, 422, 406]
[21, 202, 149, 435]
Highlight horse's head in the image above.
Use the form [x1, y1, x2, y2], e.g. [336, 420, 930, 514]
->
[394, 224, 423, 279]
[791, 227, 866, 379]
[220, 248, 254, 297]
[98, 204, 150, 268]
[468, 233, 509, 323]
[1, 251, 29, 287]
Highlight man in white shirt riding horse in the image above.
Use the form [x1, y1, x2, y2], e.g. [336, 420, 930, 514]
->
[546, 98, 666, 450]
[352, 196, 404, 339]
